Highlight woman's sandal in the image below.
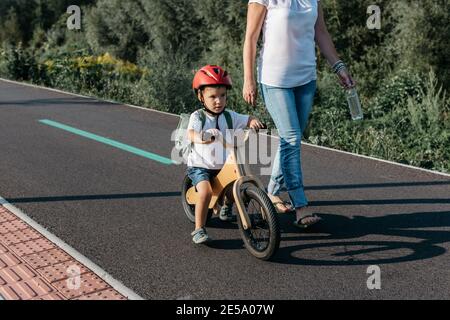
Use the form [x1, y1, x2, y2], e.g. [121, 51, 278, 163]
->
[272, 201, 295, 214]
[293, 215, 322, 229]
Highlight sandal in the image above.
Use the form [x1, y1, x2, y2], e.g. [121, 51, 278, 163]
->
[272, 201, 294, 214]
[293, 215, 322, 229]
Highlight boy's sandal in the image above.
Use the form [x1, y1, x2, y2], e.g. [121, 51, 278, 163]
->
[293, 215, 322, 229]
[272, 201, 294, 214]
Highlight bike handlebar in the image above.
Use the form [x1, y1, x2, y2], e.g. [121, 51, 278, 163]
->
[208, 127, 265, 149]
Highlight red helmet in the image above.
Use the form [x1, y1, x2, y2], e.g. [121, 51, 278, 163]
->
[192, 65, 232, 90]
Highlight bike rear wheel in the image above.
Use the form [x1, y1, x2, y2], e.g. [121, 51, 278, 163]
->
[237, 185, 280, 260]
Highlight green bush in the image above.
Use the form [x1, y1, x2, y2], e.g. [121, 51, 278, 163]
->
[307, 69, 450, 173]
[368, 68, 424, 118]
[2, 45, 45, 82]
[1, 0, 449, 174]
[137, 51, 198, 114]
[0, 48, 7, 76]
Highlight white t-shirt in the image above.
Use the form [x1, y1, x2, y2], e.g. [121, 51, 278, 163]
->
[249, 0, 320, 88]
[187, 110, 250, 170]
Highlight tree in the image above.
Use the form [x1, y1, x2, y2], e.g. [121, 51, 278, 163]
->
[85, 0, 204, 63]
[1, 7, 23, 45]
[85, 0, 149, 62]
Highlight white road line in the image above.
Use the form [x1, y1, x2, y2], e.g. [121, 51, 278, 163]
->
[1, 77, 449, 179]
[0, 196, 144, 300]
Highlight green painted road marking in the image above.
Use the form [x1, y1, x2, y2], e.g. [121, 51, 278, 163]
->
[39, 119, 174, 165]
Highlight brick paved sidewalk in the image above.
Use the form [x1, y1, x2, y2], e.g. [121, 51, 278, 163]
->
[0, 205, 126, 300]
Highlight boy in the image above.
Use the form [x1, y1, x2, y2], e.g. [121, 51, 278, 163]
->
[188, 65, 264, 244]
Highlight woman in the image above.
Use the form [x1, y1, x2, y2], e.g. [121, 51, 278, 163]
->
[243, 0, 355, 227]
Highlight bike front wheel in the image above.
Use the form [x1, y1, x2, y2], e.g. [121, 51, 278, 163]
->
[237, 185, 280, 260]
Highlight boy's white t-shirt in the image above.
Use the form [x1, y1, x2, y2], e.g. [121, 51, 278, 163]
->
[187, 110, 250, 170]
[249, 0, 320, 88]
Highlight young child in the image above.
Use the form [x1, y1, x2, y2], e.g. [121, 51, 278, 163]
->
[187, 65, 264, 244]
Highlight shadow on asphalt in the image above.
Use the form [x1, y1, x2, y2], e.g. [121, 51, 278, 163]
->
[7, 189, 450, 266]
[0, 97, 107, 107]
[206, 239, 245, 251]
[272, 210, 450, 266]
[7, 192, 449, 206]
[6, 192, 182, 203]
[305, 180, 450, 191]
[203, 210, 450, 266]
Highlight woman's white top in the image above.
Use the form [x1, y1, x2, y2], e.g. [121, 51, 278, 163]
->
[249, 0, 320, 88]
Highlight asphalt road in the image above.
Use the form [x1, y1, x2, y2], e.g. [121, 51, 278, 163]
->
[0, 79, 449, 299]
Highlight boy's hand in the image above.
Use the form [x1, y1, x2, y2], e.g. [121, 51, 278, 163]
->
[248, 117, 265, 131]
[202, 129, 221, 142]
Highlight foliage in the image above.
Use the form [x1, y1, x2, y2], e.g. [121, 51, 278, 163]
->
[0, 0, 449, 173]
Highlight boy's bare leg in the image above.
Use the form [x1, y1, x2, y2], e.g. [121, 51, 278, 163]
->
[195, 181, 213, 230]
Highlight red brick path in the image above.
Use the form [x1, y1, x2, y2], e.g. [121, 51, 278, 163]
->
[0, 205, 126, 300]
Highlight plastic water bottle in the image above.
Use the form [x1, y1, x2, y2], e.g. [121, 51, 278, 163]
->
[346, 88, 363, 121]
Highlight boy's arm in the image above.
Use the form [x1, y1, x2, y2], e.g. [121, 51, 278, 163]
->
[247, 115, 254, 127]
[187, 111, 214, 144]
[247, 115, 265, 130]
[231, 110, 264, 130]
[188, 129, 215, 144]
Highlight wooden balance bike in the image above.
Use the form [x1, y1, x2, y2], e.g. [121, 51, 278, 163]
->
[181, 129, 280, 260]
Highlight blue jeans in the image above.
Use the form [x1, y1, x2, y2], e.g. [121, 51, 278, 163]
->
[260, 80, 317, 208]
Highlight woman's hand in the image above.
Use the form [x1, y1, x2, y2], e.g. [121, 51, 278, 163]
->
[337, 68, 356, 89]
[243, 80, 258, 107]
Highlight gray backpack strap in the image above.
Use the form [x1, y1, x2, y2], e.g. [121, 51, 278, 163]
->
[198, 109, 206, 129]
[198, 109, 233, 129]
[223, 110, 233, 130]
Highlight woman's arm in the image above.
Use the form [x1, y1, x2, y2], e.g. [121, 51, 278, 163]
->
[243, 3, 267, 106]
[315, 3, 355, 88]
[315, 3, 340, 66]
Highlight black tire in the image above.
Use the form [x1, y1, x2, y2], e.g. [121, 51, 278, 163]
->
[237, 185, 280, 260]
[181, 175, 213, 224]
